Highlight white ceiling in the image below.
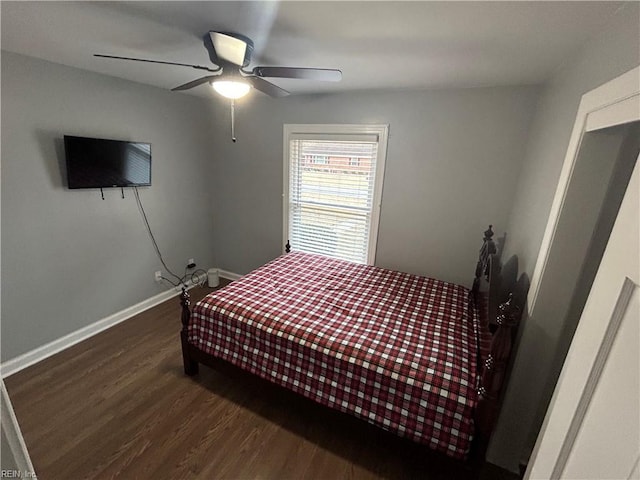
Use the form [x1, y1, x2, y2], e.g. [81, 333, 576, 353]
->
[0, 1, 628, 98]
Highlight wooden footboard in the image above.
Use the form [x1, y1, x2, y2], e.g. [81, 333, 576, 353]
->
[181, 287, 233, 376]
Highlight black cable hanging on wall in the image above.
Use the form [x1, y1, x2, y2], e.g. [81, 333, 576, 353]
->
[133, 186, 184, 286]
[133, 187, 209, 289]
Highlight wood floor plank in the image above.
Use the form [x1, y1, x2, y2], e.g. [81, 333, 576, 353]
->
[4, 283, 518, 480]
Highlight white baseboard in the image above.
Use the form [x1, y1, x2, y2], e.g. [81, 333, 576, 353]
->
[218, 269, 243, 281]
[0, 274, 206, 379]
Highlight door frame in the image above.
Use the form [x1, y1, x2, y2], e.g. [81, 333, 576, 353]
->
[1, 379, 37, 476]
[527, 66, 640, 313]
[525, 66, 640, 478]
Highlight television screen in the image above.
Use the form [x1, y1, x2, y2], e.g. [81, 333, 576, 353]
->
[64, 135, 152, 189]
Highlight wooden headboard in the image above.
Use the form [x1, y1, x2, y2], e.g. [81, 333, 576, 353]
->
[470, 247, 525, 464]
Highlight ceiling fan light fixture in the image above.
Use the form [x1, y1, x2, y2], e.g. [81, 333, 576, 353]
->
[211, 79, 251, 99]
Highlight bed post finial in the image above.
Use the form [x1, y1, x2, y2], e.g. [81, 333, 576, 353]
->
[484, 225, 494, 241]
[474, 225, 498, 289]
[285, 240, 291, 253]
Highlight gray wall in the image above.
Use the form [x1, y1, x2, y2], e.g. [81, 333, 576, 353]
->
[493, 3, 640, 471]
[209, 86, 539, 287]
[503, 2, 640, 277]
[1, 52, 217, 362]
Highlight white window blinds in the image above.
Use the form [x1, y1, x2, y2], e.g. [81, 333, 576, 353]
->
[285, 125, 388, 264]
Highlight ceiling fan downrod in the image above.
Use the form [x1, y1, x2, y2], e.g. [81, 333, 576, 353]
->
[231, 99, 237, 143]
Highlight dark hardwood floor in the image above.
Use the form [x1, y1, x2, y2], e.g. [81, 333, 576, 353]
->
[5, 282, 519, 480]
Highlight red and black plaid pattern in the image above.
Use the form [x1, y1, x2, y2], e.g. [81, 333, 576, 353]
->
[190, 252, 482, 459]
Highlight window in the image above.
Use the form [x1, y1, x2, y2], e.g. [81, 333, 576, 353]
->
[284, 124, 389, 264]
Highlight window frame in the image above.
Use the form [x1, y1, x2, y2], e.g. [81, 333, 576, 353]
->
[282, 124, 389, 264]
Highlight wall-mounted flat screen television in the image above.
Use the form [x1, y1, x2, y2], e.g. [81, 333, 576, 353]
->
[64, 135, 152, 189]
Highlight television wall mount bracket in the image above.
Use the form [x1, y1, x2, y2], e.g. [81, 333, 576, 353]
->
[99, 187, 127, 200]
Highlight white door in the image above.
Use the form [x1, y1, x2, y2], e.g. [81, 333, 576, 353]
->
[526, 154, 639, 479]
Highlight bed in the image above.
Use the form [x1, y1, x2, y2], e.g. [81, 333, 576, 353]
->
[179, 226, 522, 463]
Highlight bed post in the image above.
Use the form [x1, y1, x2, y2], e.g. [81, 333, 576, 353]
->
[470, 293, 521, 466]
[473, 226, 497, 289]
[180, 287, 199, 375]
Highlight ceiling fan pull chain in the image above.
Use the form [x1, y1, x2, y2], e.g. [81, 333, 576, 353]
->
[231, 99, 237, 143]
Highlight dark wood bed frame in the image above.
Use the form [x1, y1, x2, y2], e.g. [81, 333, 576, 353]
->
[178, 226, 524, 470]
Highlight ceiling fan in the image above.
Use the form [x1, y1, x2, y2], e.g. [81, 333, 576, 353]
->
[95, 31, 342, 99]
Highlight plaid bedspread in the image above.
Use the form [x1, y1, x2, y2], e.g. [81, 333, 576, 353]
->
[190, 252, 482, 459]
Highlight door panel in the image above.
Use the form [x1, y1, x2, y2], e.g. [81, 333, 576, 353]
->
[562, 281, 639, 479]
[527, 156, 639, 479]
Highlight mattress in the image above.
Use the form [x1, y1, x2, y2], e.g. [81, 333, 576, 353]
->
[190, 251, 482, 458]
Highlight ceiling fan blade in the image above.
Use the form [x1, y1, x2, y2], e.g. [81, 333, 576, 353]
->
[251, 66, 342, 82]
[245, 76, 290, 98]
[94, 54, 220, 73]
[206, 32, 252, 67]
[171, 75, 219, 91]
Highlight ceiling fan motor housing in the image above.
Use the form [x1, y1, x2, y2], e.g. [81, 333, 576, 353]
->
[206, 31, 255, 67]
